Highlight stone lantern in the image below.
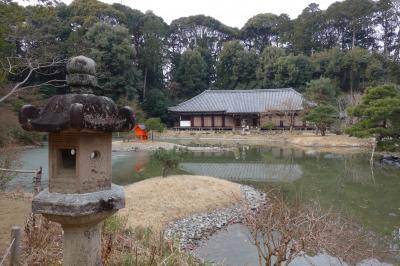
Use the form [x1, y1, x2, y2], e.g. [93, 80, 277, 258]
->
[19, 56, 134, 265]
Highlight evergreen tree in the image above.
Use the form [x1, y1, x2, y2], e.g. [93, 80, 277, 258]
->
[85, 22, 142, 99]
[305, 78, 339, 105]
[305, 105, 338, 136]
[346, 85, 400, 150]
[174, 49, 209, 99]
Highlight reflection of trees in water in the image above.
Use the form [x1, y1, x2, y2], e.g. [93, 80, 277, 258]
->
[272, 148, 400, 242]
[179, 145, 400, 252]
[179, 162, 303, 182]
[179, 145, 306, 182]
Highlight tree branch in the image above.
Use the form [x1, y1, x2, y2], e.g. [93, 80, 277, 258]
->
[0, 57, 67, 103]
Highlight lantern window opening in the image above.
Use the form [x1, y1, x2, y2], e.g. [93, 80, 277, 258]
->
[58, 148, 77, 174]
[90, 150, 101, 160]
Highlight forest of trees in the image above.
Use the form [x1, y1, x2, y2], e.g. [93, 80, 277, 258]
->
[1, 0, 400, 123]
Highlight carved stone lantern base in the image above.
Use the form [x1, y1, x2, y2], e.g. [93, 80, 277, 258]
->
[32, 185, 125, 265]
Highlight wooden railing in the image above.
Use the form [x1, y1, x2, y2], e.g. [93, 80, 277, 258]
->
[0, 167, 42, 195]
[0, 166, 42, 265]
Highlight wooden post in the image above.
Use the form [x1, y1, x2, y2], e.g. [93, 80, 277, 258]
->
[201, 115, 204, 128]
[34, 167, 42, 196]
[10, 226, 21, 266]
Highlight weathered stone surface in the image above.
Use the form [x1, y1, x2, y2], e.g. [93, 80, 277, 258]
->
[32, 184, 125, 218]
[63, 223, 102, 266]
[66, 73, 97, 87]
[66, 56, 96, 75]
[48, 132, 113, 194]
[19, 94, 135, 132]
[66, 56, 97, 94]
[19, 55, 135, 132]
[381, 155, 400, 168]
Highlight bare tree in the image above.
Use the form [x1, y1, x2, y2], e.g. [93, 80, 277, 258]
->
[0, 57, 67, 103]
[281, 98, 301, 132]
[244, 190, 374, 266]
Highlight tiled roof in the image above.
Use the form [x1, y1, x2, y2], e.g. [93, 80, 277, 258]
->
[168, 88, 305, 113]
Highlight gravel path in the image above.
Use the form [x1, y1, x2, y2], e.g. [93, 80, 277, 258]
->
[165, 185, 265, 250]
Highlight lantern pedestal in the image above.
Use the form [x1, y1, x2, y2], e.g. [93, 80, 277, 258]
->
[32, 185, 125, 266]
[63, 223, 102, 266]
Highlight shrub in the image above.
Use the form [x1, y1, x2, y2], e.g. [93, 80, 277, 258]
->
[261, 121, 275, 131]
[11, 128, 43, 145]
[151, 147, 186, 177]
[144, 118, 165, 141]
[245, 190, 375, 265]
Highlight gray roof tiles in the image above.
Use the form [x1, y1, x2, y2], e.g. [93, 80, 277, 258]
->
[168, 88, 305, 113]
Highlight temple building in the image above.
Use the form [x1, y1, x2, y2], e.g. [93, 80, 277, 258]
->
[168, 88, 307, 130]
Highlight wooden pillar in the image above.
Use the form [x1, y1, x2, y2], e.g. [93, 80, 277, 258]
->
[222, 115, 225, 127]
[10, 226, 21, 266]
[211, 115, 215, 128]
[201, 115, 204, 127]
[190, 116, 194, 127]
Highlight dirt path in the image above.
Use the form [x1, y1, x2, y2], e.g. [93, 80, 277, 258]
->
[120, 175, 241, 231]
[0, 192, 32, 253]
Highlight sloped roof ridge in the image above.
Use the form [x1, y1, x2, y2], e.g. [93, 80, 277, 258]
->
[172, 90, 210, 108]
[206, 88, 295, 93]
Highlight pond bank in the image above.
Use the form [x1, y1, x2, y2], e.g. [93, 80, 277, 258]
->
[160, 130, 374, 148]
[165, 184, 265, 250]
[112, 140, 235, 152]
[120, 175, 242, 231]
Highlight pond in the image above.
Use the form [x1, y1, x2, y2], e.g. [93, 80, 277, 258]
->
[7, 142, 400, 264]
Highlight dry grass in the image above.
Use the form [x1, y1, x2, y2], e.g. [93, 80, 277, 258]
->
[286, 134, 373, 147]
[0, 192, 32, 252]
[23, 214, 63, 265]
[121, 175, 241, 231]
[20, 214, 203, 266]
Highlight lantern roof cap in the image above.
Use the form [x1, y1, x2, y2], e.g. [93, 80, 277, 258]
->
[19, 56, 135, 132]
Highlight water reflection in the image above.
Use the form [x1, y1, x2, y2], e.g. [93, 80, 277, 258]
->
[9, 143, 400, 243]
[194, 224, 347, 266]
[180, 163, 302, 182]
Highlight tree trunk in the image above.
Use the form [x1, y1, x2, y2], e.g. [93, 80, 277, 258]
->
[383, 26, 388, 57]
[143, 67, 148, 100]
[350, 66, 354, 102]
[395, 27, 400, 61]
[162, 167, 168, 177]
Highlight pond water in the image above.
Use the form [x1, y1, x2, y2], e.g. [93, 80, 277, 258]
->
[194, 224, 349, 266]
[7, 142, 400, 264]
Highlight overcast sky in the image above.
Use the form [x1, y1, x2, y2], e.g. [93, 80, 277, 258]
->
[20, 0, 341, 28]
